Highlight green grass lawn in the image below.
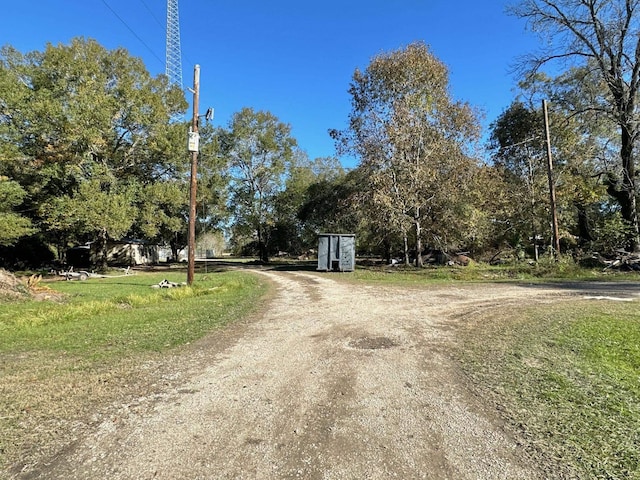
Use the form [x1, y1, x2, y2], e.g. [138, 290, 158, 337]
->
[0, 270, 268, 473]
[457, 300, 640, 479]
[1, 271, 266, 355]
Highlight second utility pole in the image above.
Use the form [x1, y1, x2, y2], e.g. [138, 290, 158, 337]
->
[187, 64, 200, 285]
[543, 99, 561, 258]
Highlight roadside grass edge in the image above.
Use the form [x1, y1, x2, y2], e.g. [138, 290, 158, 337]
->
[454, 300, 640, 479]
[0, 270, 268, 474]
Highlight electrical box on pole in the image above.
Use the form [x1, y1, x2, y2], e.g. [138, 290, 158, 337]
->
[188, 129, 200, 152]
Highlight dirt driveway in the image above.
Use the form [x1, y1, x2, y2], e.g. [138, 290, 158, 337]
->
[18, 269, 640, 479]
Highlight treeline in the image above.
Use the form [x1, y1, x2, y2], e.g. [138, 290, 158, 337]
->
[3, 0, 640, 269]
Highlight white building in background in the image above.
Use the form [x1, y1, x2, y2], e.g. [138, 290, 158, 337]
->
[67, 233, 225, 267]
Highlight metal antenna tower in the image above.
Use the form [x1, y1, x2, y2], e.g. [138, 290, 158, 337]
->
[166, 0, 183, 88]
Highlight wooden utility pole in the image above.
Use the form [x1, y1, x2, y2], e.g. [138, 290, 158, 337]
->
[543, 99, 561, 257]
[187, 64, 200, 285]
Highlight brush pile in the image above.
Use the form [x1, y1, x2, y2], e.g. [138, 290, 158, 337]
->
[602, 250, 640, 271]
[0, 268, 28, 299]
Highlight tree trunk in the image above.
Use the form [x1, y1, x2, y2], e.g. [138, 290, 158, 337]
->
[628, 193, 640, 252]
[604, 125, 640, 252]
[575, 201, 594, 245]
[414, 207, 423, 267]
[260, 243, 269, 263]
[619, 126, 640, 251]
[383, 238, 392, 265]
[257, 225, 269, 263]
[97, 228, 108, 272]
[606, 177, 640, 252]
[403, 231, 410, 266]
[56, 236, 65, 263]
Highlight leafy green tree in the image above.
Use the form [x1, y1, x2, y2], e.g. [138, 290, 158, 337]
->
[42, 179, 137, 270]
[220, 107, 296, 262]
[195, 124, 230, 251]
[132, 122, 229, 262]
[297, 168, 361, 242]
[463, 164, 518, 257]
[0, 38, 188, 266]
[489, 102, 549, 254]
[271, 153, 344, 255]
[529, 69, 629, 251]
[512, 0, 640, 250]
[0, 177, 34, 246]
[136, 181, 187, 259]
[490, 80, 624, 255]
[333, 42, 480, 265]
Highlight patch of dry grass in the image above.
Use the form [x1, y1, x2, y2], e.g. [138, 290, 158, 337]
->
[1, 352, 160, 473]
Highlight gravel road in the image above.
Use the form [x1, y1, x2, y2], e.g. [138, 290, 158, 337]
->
[19, 269, 640, 480]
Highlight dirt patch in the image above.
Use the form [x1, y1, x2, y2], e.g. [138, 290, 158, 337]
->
[347, 335, 399, 350]
[6, 270, 640, 479]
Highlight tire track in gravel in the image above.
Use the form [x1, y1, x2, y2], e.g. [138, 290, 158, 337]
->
[20, 269, 603, 480]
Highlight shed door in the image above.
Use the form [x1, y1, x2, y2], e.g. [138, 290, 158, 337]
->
[339, 236, 355, 271]
[317, 236, 330, 271]
[330, 235, 340, 261]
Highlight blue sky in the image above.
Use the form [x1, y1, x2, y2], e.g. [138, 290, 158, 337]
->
[3, 1, 540, 167]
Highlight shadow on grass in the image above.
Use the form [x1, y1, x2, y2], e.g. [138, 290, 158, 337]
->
[266, 262, 318, 272]
[186, 259, 319, 273]
[518, 280, 640, 299]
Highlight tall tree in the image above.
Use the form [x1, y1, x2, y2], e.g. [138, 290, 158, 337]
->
[194, 123, 231, 253]
[531, 68, 634, 251]
[0, 38, 188, 266]
[272, 153, 344, 255]
[131, 121, 193, 261]
[489, 102, 549, 255]
[297, 168, 362, 244]
[489, 97, 613, 256]
[333, 42, 480, 265]
[221, 108, 296, 262]
[513, 0, 640, 250]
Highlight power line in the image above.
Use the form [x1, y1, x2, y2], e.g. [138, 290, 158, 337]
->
[138, 0, 165, 30]
[100, 0, 164, 67]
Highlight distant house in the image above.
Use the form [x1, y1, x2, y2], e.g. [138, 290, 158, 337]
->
[107, 239, 159, 266]
[66, 236, 211, 267]
[67, 239, 165, 267]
